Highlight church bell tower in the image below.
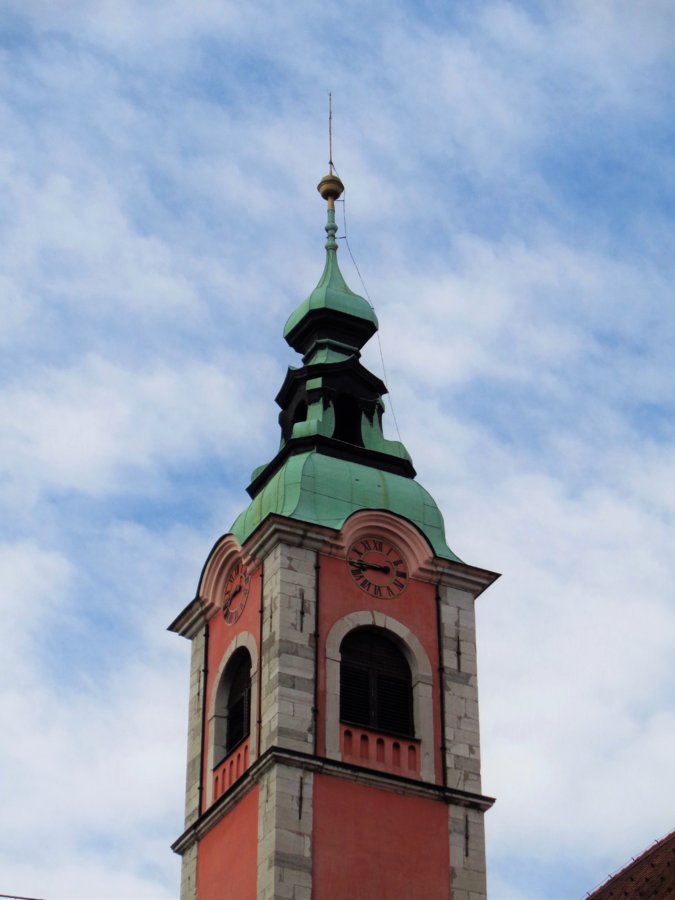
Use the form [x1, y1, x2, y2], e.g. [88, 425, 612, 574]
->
[169, 168, 498, 900]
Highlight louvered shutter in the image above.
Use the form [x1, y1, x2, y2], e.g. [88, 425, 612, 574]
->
[226, 652, 252, 753]
[339, 628, 414, 737]
[376, 673, 413, 735]
[340, 664, 371, 725]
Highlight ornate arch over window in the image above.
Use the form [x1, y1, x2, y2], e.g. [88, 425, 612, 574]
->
[325, 611, 435, 782]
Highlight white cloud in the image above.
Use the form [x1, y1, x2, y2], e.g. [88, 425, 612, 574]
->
[0, 524, 200, 899]
[0, 542, 74, 673]
[0, 354, 275, 507]
[1, 1, 674, 897]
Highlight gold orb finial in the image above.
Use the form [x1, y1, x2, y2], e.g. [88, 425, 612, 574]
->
[318, 172, 344, 208]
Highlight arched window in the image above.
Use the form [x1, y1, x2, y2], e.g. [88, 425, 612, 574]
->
[226, 651, 251, 753]
[340, 628, 413, 737]
[214, 648, 252, 766]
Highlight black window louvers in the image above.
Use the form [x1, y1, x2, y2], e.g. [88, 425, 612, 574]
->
[339, 628, 414, 738]
[226, 652, 252, 753]
[376, 673, 413, 735]
[340, 664, 371, 725]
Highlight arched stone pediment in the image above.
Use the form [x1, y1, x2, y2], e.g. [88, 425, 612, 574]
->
[197, 534, 254, 619]
[328, 509, 436, 580]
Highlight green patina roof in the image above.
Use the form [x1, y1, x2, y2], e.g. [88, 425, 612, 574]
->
[230, 450, 461, 562]
[230, 175, 462, 564]
[283, 208, 378, 342]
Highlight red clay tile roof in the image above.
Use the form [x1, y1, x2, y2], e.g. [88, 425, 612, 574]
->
[586, 830, 675, 899]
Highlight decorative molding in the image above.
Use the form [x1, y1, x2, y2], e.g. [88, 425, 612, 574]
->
[243, 513, 335, 561]
[171, 745, 495, 856]
[434, 561, 500, 597]
[167, 596, 205, 639]
[318, 507, 500, 594]
[198, 534, 247, 620]
[327, 509, 434, 579]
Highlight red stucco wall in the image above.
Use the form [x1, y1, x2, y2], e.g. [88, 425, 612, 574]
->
[195, 784, 259, 900]
[313, 773, 450, 900]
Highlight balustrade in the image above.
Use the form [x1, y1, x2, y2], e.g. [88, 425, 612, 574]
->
[340, 724, 420, 779]
[212, 737, 250, 801]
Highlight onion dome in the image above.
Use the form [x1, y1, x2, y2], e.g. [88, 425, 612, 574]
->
[283, 172, 378, 363]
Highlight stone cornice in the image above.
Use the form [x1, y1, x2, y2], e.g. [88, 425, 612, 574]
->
[167, 596, 206, 638]
[171, 745, 496, 855]
[243, 513, 336, 561]
[429, 559, 501, 597]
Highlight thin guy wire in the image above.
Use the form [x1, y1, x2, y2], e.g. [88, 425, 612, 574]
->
[331, 165, 403, 444]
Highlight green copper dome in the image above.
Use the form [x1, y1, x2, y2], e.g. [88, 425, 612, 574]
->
[283, 206, 378, 362]
[230, 450, 461, 562]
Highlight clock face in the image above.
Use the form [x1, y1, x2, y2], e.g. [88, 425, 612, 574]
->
[347, 537, 409, 598]
[223, 560, 250, 625]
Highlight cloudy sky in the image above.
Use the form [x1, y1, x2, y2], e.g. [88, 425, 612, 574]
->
[1, 1, 674, 898]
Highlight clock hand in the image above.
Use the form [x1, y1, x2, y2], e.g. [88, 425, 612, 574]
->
[351, 561, 391, 574]
[223, 583, 242, 610]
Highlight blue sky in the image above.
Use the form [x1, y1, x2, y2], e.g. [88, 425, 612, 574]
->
[1, 2, 674, 898]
